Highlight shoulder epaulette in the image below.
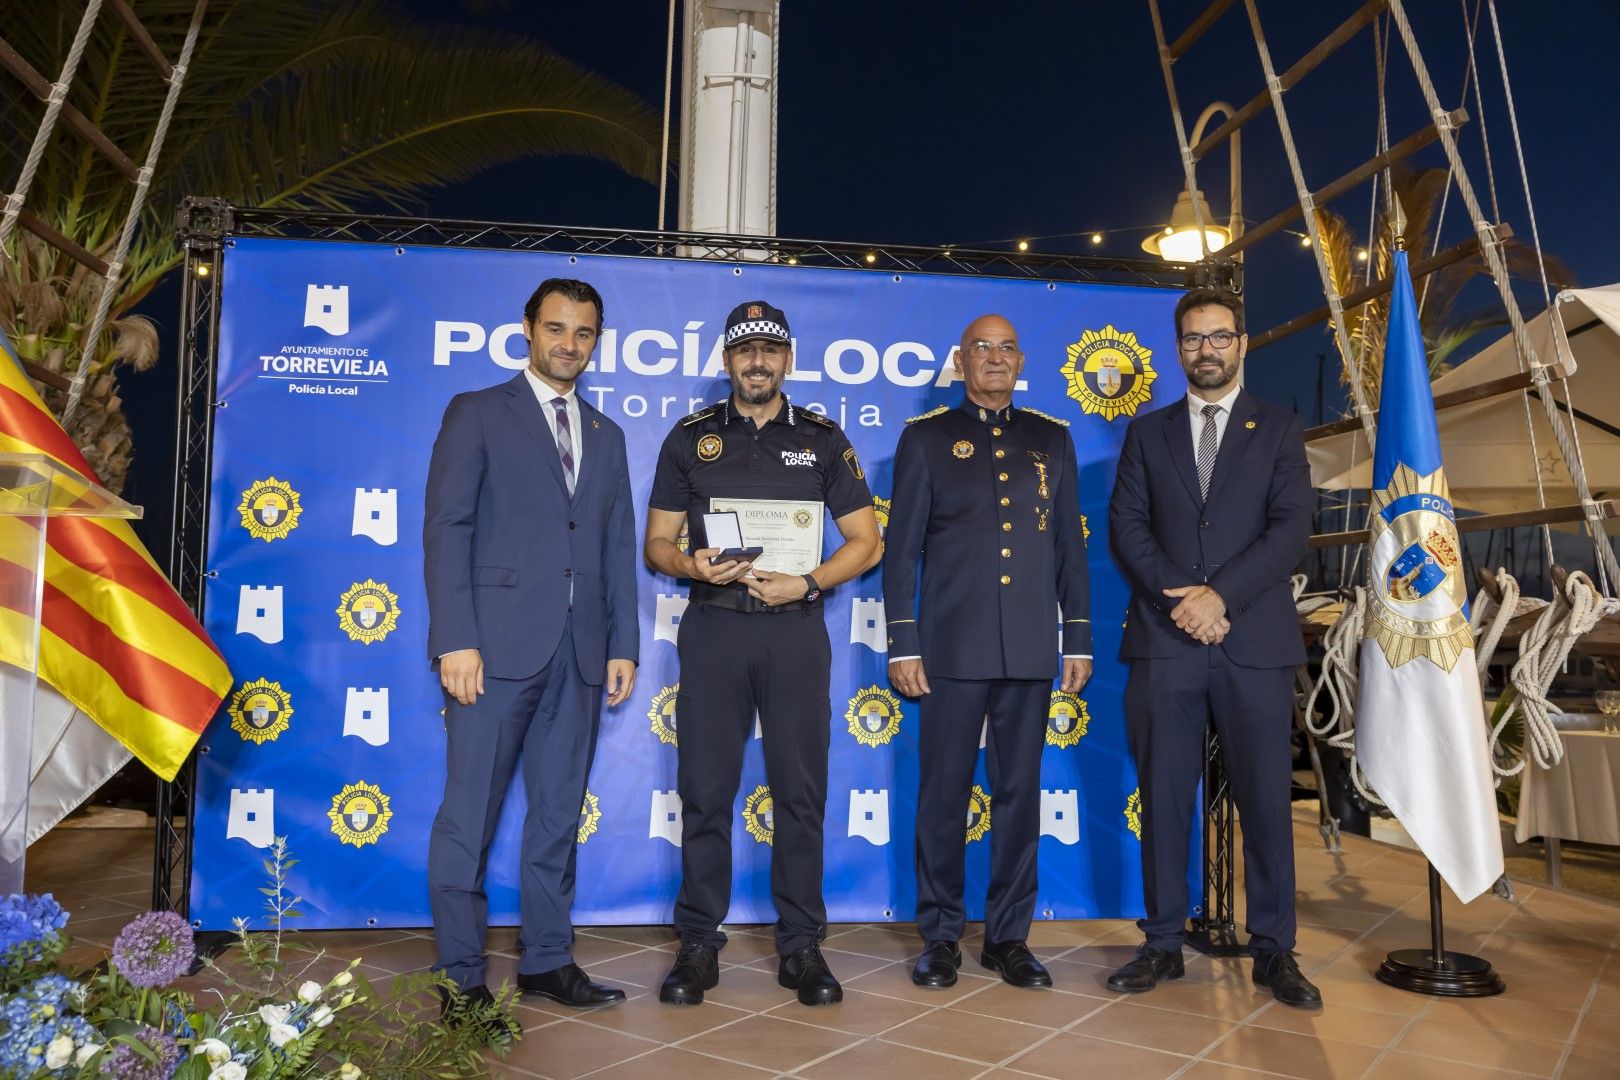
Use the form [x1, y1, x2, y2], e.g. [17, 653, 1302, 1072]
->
[1019, 406, 1070, 428]
[906, 405, 951, 424]
[798, 409, 836, 429]
[680, 406, 718, 427]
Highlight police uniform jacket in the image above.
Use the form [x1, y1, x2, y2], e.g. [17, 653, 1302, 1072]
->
[649, 396, 873, 587]
[882, 399, 1092, 680]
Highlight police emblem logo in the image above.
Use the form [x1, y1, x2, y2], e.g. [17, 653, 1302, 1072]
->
[843, 447, 864, 480]
[648, 684, 680, 746]
[237, 478, 303, 542]
[951, 440, 974, 459]
[336, 579, 401, 644]
[228, 678, 293, 744]
[965, 785, 992, 843]
[871, 494, 891, 535]
[1046, 691, 1090, 748]
[793, 508, 813, 528]
[226, 680, 293, 748]
[1124, 788, 1143, 840]
[746, 303, 764, 319]
[676, 522, 691, 554]
[743, 784, 774, 845]
[578, 790, 602, 843]
[697, 433, 723, 462]
[1365, 463, 1473, 670]
[327, 780, 393, 848]
[845, 685, 903, 747]
[1061, 325, 1157, 421]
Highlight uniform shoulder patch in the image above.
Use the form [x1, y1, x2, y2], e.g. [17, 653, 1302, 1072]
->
[680, 405, 718, 427]
[1018, 406, 1070, 427]
[797, 409, 836, 429]
[906, 405, 951, 424]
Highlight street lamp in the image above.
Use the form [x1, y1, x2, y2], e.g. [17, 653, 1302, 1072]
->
[1143, 101, 1242, 263]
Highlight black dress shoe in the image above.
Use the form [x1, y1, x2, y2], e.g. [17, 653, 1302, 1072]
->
[660, 941, 720, 1005]
[912, 940, 963, 988]
[1106, 945, 1185, 993]
[979, 939, 1052, 989]
[778, 944, 842, 1005]
[517, 963, 626, 1008]
[438, 984, 512, 1045]
[1253, 950, 1322, 1009]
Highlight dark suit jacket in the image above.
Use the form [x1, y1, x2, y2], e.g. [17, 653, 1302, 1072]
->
[883, 401, 1092, 680]
[423, 374, 639, 683]
[1108, 389, 1311, 668]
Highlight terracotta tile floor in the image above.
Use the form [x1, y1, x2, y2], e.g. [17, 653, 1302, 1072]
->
[23, 811, 1620, 1079]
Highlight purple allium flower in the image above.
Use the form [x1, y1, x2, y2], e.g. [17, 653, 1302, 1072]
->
[96, 1025, 179, 1080]
[110, 911, 195, 988]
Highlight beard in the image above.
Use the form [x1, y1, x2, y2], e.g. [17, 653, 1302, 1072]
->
[531, 348, 584, 385]
[734, 367, 782, 404]
[1186, 356, 1239, 391]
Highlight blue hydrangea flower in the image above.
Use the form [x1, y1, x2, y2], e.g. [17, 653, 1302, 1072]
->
[0, 973, 95, 1076]
[111, 911, 195, 988]
[0, 893, 69, 965]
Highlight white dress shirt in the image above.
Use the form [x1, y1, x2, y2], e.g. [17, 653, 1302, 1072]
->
[525, 367, 583, 477]
[1187, 381, 1242, 457]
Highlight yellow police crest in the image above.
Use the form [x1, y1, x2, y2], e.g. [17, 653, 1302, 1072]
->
[1365, 464, 1473, 671]
[337, 579, 400, 644]
[578, 790, 602, 843]
[328, 781, 393, 848]
[1124, 788, 1142, 840]
[966, 785, 992, 842]
[676, 522, 691, 554]
[228, 678, 293, 744]
[871, 494, 891, 535]
[237, 477, 303, 542]
[1062, 325, 1157, 421]
[697, 433, 723, 462]
[846, 685, 903, 747]
[648, 684, 680, 746]
[1046, 691, 1090, 748]
[743, 785, 774, 845]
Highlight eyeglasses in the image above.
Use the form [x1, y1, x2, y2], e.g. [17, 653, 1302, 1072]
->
[966, 341, 1021, 358]
[1178, 330, 1239, 352]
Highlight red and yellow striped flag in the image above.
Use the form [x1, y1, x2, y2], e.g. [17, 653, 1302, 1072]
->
[0, 343, 232, 781]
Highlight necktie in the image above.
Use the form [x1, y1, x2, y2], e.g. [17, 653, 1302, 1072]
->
[1197, 403, 1220, 501]
[551, 397, 576, 494]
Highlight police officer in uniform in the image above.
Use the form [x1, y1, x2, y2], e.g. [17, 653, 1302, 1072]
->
[644, 301, 882, 1006]
[884, 313, 1093, 990]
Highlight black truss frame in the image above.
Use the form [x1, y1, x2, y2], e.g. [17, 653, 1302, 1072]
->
[153, 197, 1240, 931]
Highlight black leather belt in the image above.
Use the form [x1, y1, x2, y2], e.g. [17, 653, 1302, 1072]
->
[689, 581, 821, 614]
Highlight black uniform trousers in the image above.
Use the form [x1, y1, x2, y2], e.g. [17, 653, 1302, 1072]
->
[673, 602, 832, 956]
[916, 676, 1048, 945]
[1126, 649, 1296, 955]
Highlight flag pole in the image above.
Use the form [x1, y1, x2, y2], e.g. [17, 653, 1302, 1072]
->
[1375, 861, 1504, 996]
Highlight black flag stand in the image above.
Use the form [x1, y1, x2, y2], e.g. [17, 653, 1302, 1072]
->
[1376, 862, 1505, 996]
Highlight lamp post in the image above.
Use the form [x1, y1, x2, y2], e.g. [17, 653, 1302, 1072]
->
[1143, 101, 1243, 263]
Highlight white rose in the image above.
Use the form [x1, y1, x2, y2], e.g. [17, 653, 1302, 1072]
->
[194, 1038, 232, 1064]
[338, 1064, 363, 1080]
[309, 1004, 334, 1028]
[297, 980, 323, 1003]
[75, 1044, 101, 1066]
[267, 1022, 301, 1048]
[258, 1003, 292, 1026]
[209, 1063, 247, 1080]
[45, 1035, 74, 1069]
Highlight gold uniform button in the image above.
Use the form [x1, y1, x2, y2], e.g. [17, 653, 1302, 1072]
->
[998, 471, 1008, 482]
[991, 426, 1003, 436]
[994, 448, 1006, 459]
[1000, 574, 1012, 585]
[999, 496, 1010, 507]
[1001, 548, 1011, 558]
[1001, 521, 1012, 532]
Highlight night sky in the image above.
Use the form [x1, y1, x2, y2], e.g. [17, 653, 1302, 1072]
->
[121, 0, 1620, 551]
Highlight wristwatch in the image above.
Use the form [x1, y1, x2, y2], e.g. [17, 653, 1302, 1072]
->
[801, 573, 822, 603]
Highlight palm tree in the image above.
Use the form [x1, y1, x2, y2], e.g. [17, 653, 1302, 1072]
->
[1312, 165, 1572, 411]
[1, 1, 663, 489]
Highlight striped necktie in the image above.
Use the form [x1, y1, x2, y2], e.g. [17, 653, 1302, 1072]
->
[1197, 402, 1220, 501]
[550, 397, 576, 494]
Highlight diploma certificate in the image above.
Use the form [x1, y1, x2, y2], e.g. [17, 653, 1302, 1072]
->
[708, 498, 824, 574]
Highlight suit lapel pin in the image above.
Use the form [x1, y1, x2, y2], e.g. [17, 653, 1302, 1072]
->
[1244, 420, 1256, 429]
[592, 418, 601, 428]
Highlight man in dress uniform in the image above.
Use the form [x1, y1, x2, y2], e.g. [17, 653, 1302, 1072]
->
[1104, 287, 1319, 1008]
[883, 313, 1093, 990]
[644, 300, 882, 1006]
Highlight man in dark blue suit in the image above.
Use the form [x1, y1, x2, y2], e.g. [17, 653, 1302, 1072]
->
[884, 313, 1093, 991]
[424, 278, 639, 1020]
[1105, 288, 1320, 1008]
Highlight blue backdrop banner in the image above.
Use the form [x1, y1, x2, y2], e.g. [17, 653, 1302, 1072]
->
[190, 237, 1196, 930]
